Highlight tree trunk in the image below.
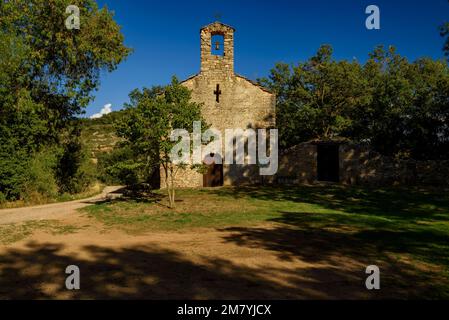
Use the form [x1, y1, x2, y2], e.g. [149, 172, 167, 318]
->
[163, 164, 174, 208]
[166, 164, 176, 208]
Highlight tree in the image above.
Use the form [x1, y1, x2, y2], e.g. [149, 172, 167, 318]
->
[259, 45, 370, 149]
[110, 86, 165, 189]
[114, 77, 207, 208]
[0, 0, 131, 126]
[354, 46, 413, 156]
[363, 46, 449, 159]
[0, 32, 48, 200]
[260, 45, 449, 160]
[0, 0, 131, 200]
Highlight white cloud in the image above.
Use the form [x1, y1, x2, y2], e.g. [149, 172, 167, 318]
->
[90, 103, 112, 119]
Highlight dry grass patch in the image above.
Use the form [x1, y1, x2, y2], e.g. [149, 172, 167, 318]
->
[0, 220, 81, 245]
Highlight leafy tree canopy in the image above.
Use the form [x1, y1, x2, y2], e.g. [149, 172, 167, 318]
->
[0, 0, 131, 200]
[260, 45, 449, 160]
[110, 77, 208, 207]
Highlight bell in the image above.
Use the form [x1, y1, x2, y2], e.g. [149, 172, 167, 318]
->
[215, 41, 220, 51]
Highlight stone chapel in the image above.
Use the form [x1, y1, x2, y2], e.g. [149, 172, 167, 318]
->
[163, 21, 276, 188]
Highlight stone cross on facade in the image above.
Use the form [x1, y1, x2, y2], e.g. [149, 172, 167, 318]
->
[214, 84, 222, 103]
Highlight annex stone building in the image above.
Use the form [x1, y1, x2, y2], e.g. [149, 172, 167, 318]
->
[162, 22, 276, 188]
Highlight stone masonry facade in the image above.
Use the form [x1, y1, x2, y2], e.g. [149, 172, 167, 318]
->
[161, 22, 276, 188]
[274, 141, 449, 187]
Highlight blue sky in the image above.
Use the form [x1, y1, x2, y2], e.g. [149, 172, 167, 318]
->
[86, 0, 449, 118]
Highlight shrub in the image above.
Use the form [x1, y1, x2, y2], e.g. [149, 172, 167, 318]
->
[0, 153, 28, 201]
[97, 145, 142, 186]
[0, 192, 6, 204]
[22, 147, 60, 202]
[56, 139, 96, 194]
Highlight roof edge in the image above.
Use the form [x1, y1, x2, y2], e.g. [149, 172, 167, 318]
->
[180, 73, 200, 84]
[200, 21, 235, 31]
[235, 74, 274, 94]
[180, 73, 274, 95]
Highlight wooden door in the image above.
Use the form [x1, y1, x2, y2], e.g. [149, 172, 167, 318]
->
[203, 164, 224, 187]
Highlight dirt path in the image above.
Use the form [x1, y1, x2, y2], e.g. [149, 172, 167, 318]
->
[0, 218, 435, 299]
[0, 186, 123, 225]
[0, 224, 377, 300]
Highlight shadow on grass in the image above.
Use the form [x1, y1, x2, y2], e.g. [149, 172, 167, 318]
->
[207, 185, 449, 223]
[208, 186, 449, 297]
[221, 211, 449, 267]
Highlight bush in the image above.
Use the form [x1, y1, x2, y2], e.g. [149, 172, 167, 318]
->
[0, 150, 28, 201]
[56, 139, 96, 194]
[97, 145, 142, 187]
[0, 192, 7, 204]
[22, 148, 60, 202]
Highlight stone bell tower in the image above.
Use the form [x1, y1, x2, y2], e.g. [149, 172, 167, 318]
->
[200, 22, 235, 76]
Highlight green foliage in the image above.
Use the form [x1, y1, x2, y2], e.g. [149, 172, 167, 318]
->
[114, 78, 206, 181]
[0, 192, 6, 204]
[109, 86, 165, 186]
[0, 148, 28, 201]
[56, 131, 96, 194]
[97, 144, 141, 186]
[0, 0, 130, 201]
[0, 0, 132, 125]
[360, 47, 449, 159]
[259, 45, 370, 148]
[260, 45, 449, 160]
[111, 77, 208, 207]
[22, 148, 60, 201]
[0, 32, 49, 200]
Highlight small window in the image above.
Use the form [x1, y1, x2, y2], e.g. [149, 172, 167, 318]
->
[211, 34, 224, 56]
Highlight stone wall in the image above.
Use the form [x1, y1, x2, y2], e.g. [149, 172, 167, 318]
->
[160, 166, 203, 189]
[183, 74, 275, 132]
[275, 141, 449, 187]
[339, 143, 449, 186]
[160, 164, 263, 189]
[273, 142, 317, 185]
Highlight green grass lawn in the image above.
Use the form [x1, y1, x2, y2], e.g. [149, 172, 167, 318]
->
[82, 185, 449, 298]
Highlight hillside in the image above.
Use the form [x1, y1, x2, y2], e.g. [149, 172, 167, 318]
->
[80, 111, 123, 163]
